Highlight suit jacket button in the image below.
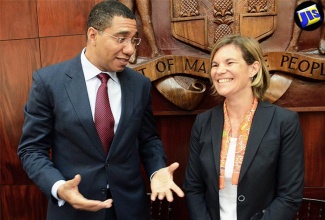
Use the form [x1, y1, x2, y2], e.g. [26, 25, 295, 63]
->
[101, 188, 106, 195]
[105, 163, 110, 168]
[238, 195, 245, 202]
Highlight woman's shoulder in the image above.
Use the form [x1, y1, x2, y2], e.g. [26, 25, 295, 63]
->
[197, 104, 223, 120]
[259, 100, 298, 119]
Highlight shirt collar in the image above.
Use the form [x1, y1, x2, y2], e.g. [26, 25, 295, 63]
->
[81, 48, 118, 82]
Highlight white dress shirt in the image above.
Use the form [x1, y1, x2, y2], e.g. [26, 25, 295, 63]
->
[219, 137, 238, 220]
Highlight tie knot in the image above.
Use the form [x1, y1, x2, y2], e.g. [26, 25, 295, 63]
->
[97, 73, 109, 83]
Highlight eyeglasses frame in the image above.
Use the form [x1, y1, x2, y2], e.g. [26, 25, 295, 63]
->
[100, 31, 141, 47]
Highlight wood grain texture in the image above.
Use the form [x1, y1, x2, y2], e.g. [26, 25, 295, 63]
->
[299, 112, 325, 187]
[0, 185, 47, 220]
[0, 0, 38, 40]
[0, 39, 41, 185]
[304, 187, 325, 200]
[155, 115, 196, 220]
[40, 35, 86, 67]
[0, 0, 324, 219]
[37, 0, 94, 37]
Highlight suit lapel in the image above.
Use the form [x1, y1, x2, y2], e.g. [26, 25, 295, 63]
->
[64, 55, 105, 158]
[239, 101, 275, 183]
[107, 69, 134, 156]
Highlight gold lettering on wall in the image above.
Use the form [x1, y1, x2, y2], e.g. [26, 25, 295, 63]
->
[265, 52, 325, 80]
[133, 55, 210, 80]
[133, 53, 324, 81]
[131, 53, 324, 110]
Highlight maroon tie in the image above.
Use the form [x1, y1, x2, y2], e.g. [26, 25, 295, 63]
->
[95, 73, 115, 154]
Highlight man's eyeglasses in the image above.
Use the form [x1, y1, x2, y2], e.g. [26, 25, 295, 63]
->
[102, 32, 141, 47]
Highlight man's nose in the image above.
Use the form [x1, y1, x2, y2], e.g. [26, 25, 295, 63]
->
[123, 42, 136, 56]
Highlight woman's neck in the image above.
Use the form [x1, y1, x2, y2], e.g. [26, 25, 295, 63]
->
[226, 95, 255, 120]
[225, 95, 255, 137]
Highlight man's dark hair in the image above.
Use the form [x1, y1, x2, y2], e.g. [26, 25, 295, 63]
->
[86, 1, 135, 33]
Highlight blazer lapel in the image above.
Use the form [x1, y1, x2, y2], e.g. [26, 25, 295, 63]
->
[211, 105, 224, 188]
[239, 101, 275, 183]
[64, 55, 105, 158]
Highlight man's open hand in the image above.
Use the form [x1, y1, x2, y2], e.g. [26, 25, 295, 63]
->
[150, 162, 185, 202]
[57, 174, 113, 211]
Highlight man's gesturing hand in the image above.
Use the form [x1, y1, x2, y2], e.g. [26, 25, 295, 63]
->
[150, 162, 185, 202]
[57, 174, 113, 211]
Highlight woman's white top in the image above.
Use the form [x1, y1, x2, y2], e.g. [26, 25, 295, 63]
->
[219, 137, 238, 220]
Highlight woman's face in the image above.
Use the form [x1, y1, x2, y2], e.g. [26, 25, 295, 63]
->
[210, 44, 259, 99]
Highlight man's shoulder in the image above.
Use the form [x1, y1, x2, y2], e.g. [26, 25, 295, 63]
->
[120, 66, 151, 82]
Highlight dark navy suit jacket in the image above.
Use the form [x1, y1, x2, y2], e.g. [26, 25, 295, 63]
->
[184, 101, 304, 220]
[18, 53, 167, 220]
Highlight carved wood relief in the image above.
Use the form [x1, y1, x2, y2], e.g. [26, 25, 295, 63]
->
[170, 0, 277, 50]
[287, 0, 325, 55]
[0, 0, 324, 219]
[180, 0, 199, 17]
[131, 0, 324, 111]
[213, 0, 234, 42]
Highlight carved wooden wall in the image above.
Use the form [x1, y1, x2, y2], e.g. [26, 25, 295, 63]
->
[0, 0, 324, 220]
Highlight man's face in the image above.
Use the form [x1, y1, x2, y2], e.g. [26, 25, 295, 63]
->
[85, 16, 138, 72]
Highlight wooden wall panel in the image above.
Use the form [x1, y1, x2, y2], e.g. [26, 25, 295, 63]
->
[0, 39, 41, 185]
[1, 185, 47, 220]
[40, 35, 86, 67]
[0, 0, 38, 40]
[155, 115, 195, 220]
[1, 0, 324, 219]
[37, 0, 94, 37]
[303, 187, 325, 200]
[298, 112, 325, 187]
[0, 0, 99, 217]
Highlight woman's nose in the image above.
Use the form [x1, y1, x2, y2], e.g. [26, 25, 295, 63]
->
[216, 66, 227, 75]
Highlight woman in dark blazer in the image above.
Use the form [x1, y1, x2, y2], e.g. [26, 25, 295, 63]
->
[184, 35, 304, 220]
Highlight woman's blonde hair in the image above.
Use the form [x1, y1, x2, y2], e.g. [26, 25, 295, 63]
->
[210, 34, 270, 101]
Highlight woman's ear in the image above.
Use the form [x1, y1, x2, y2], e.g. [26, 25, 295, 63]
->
[250, 61, 260, 78]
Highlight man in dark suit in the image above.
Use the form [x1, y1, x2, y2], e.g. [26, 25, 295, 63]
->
[17, 1, 184, 220]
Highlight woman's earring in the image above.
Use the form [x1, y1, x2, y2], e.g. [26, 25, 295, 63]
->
[251, 74, 257, 82]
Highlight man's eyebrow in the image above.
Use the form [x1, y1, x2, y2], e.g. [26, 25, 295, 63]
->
[115, 31, 138, 36]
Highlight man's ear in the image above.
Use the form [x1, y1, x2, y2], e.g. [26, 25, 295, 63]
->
[87, 27, 98, 45]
